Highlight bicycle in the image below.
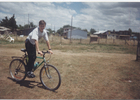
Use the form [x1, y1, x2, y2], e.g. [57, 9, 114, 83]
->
[9, 49, 61, 91]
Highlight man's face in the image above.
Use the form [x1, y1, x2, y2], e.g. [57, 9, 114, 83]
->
[39, 24, 46, 32]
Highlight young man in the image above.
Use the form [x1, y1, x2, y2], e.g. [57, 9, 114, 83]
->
[25, 20, 53, 78]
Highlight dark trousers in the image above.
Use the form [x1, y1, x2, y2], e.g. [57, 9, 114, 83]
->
[25, 39, 36, 71]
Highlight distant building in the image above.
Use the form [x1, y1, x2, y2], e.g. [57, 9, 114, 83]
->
[0, 26, 11, 34]
[63, 27, 75, 39]
[63, 27, 87, 39]
[93, 30, 131, 39]
[94, 30, 108, 38]
[89, 35, 98, 43]
[64, 28, 87, 39]
[107, 34, 117, 39]
[94, 30, 107, 35]
[119, 35, 130, 40]
[17, 27, 35, 36]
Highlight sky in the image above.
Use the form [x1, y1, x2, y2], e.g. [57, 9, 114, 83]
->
[0, 2, 140, 32]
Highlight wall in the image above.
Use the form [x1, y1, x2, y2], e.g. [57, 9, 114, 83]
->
[68, 29, 87, 39]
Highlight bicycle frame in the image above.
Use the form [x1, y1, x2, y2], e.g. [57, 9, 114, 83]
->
[10, 49, 61, 90]
[32, 56, 47, 72]
[13, 50, 51, 72]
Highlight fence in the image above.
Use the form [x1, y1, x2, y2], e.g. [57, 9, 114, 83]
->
[48, 35, 138, 46]
[1, 34, 137, 46]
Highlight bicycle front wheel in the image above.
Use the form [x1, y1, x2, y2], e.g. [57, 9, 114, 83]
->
[40, 65, 61, 91]
[9, 59, 27, 81]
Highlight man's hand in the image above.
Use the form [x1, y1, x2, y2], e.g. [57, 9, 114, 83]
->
[48, 50, 53, 54]
[38, 51, 43, 56]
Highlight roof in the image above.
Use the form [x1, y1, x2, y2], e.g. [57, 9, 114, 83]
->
[90, 35, 98, 37]
[119, 35, 130, 36]
[94, 31, 107, 34]
[0, 26, 11, 31]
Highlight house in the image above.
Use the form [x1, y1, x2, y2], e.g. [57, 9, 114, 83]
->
[67, 28, 87, 39]
[17, 27, 35, 36]
[118, 30, 131, 35]
[63, 27, 75, 39]
[94, 30, 131, 39]
[119, 35, 130, 40]
[107, 34, 117, 39]
[0, 26, 11, 34]
[94, 30, 108, 38]
[94, 30, 107, 35]
[115, 30, 131, 39]
[106, 31, 117, 39]
[89, 35, 98, 43]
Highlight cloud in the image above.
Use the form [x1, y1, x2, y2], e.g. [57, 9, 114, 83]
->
[0, 2, 140, 32]
[77, 2, 140, 32]
[0, 2, 77, 30]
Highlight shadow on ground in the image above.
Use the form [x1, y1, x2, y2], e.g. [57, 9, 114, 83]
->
[7, 77, 47, 89]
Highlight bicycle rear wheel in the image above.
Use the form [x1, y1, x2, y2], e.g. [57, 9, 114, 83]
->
[40, 65, 61, 91]
[9, 59, 27, 81]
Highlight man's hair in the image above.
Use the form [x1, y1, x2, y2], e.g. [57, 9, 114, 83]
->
[39, 20, 46, 25]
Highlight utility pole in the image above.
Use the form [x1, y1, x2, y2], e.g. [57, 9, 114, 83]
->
[54, 25, 55, 33]
[24, 14, 25, 26]
[70, 15, 73, 43]
[28, 14, 29, 28]
[51, 24, 52, 30]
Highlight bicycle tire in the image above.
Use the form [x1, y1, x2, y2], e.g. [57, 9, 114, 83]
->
[40, 64, 61, 91]
[9, 59, 27, 82]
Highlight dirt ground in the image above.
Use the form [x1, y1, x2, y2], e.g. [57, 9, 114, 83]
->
[0, 47, 140, 99]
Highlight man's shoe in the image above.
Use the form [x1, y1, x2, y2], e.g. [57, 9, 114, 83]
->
[27, 71, 35, 78]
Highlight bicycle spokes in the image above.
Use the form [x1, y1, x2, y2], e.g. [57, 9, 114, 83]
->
[40, 65, 61, 91]
[9, 59, 26, 81]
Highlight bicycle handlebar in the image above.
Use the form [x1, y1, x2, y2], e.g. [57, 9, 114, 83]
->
[37, 51, 52, 61]
[38, 51, 51, 55]
[42, 51, 50, 54]
[38, 51, 52, 61]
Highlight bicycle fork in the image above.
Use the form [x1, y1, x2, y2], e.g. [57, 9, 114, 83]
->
[44, 64, 52, 79]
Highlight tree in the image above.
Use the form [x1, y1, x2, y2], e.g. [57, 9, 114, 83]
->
[0, 16, 9, 27]
[63, 25, 71, 28]
[77, 27, 81, 30]
[17, 22, 37, 30]
[8, 14, 17, 32]
[29, 22, 37, 28]
[24, 24, 30, 29]
[18, 24, 24, 30]
[47, 28, 53, 34]
[113, 29, 115, 34]
[82, 29, 88, 33]
[0, 14, 18, 32]
[57, 27, 63, 36]
[90, 28, 96, 34]
[128, 28, 132, 36]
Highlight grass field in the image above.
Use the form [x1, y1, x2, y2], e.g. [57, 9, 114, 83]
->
[0, 36, 140, 99]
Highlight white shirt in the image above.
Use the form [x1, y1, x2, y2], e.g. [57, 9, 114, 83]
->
[27, 27, 49, 45]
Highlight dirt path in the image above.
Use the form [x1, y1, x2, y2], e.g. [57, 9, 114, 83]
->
[0, 47, 135, 59]
[0, 47, 140, 99]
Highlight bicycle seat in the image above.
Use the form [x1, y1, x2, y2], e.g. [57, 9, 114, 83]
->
[21, 49, 27, 52]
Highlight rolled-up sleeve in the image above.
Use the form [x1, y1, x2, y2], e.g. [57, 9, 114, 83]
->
[31, 30, 38, 41]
